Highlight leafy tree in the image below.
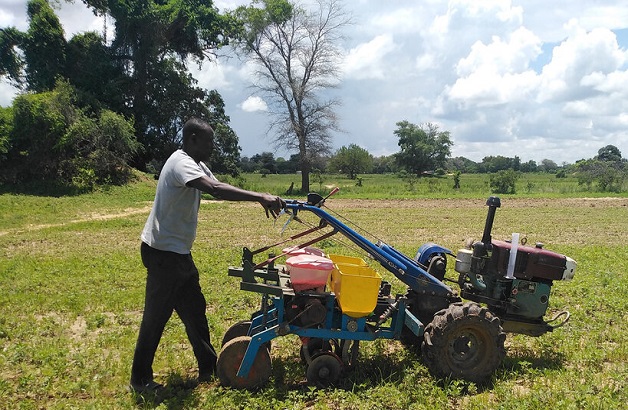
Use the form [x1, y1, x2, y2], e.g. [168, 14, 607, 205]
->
[251, 152, 278, 174]
[394, 121, 452, 176]
[3, 83, 73, 183]
[3, 0, 243, 173]
[372, 155, 398, 174]
[59, 109, 141, 187]
[0, 0, 66, 91]
[447, 156, 478, 173]
[575, 146, 626, 192]
[489, 169, 519, 194]
[574, 159, 625, 192]
[539, 159, 558, 173]
[520, 159, 537, 173]
[0, 27, 27, 88]
[0, 80, 139, 188]
[0, 106, 12, 160]
[596, 145, 622, 162]
[479, 155, 514, 173]
[24, 0, 67, 92]
[513, 155, 521, 171]
[80, 0, 241, 169]
[65, 31, 126, 112]
[276, 154, 300, 174]
[231, 0, 350, 192]
[328, 144, 373, 179]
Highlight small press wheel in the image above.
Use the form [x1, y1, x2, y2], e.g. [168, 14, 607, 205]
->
[217, 336, 271, 389]
[299, 338, 338, 364]
[306, 352, 342, 387]
[222, 320, 272, 351]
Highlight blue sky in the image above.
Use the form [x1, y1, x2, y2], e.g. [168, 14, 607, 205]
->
[2, 0, 628, 164]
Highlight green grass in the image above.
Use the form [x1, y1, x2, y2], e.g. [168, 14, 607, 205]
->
[224, 172, 628, 199]
[0, 174, 626, 409]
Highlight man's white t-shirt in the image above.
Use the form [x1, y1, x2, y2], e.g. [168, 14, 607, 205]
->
[141, 149, 217, 254]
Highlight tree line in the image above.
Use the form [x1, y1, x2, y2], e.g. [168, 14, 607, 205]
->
[1, 0, 351, 192]
[237, 120, 625, 194]
[1, 0, 243, 190]
[0, 1, 625, 194]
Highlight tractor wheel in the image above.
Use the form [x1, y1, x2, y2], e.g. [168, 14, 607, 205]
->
[221, 320, 271, 351]
[421, 302, 506, 384]
[306, 352, 343, 387]
[216, 336, 272, 389]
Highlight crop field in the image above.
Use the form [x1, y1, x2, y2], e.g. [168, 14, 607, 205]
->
[0, 173, 626, 409]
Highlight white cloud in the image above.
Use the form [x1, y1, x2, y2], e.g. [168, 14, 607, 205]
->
[0, 8, 15, 27]
[240, 96, 268, 112]
[521, 1, 628, 42]
[190, 59, 233, 91]
[582, 70, 628, 95]
[433, 13, 628, 163]
[538, 26, 626, 101]
[2, 0, 628, 163]
[445, 27, 542, 105]
[369, 7, 425, 35]
[0, 82, 19, 107]
[415, 53, 436, 70]
[456, 28, 542, 76]
[342, 34, 397, 80]
[436, 0, 523, 33]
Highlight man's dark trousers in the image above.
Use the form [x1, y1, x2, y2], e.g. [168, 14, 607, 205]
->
[131, 242, 217, 385]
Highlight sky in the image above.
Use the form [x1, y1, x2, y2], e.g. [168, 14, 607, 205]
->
[1, 0, 628, 164]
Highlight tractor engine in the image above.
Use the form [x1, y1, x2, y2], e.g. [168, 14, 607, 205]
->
[454, 197, 576, 335]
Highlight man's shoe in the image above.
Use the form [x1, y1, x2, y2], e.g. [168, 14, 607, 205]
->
[128, 380, 164, 394]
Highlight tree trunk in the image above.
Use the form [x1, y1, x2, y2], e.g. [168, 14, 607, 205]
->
[301, 167, 310, 193]
[299, 136, 310, 193]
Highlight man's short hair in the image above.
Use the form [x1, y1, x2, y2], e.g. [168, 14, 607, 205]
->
[182, 117, 214, 144]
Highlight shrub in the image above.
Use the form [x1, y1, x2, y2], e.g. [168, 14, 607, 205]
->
[0, 81, 140, 189]
[0, 106, 12, 161]
[489, 169, 519, 194]
[574, 159, 626, 193]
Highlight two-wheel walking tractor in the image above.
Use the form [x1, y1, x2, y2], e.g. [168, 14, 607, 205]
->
[216, 193, 576, 388]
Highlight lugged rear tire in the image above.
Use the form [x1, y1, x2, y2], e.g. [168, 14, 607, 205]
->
[421, 302, 506, 383]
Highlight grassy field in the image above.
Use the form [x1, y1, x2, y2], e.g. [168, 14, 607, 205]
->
[221, 172, 628, 199]
[0, 173, 626, 409]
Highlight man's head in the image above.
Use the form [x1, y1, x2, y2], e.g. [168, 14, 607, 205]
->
[182, 117, 214, 163]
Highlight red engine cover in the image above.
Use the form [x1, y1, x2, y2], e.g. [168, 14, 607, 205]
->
[490, 240, 567, 281]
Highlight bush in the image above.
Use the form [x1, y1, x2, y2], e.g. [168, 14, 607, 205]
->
[0, 81, 140, 189]
[489, 169, 519, 194]
[0, 106, 12, 161]
[575, 159, 626, 192]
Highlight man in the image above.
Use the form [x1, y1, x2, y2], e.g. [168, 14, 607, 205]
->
[130, 117, 285, 393]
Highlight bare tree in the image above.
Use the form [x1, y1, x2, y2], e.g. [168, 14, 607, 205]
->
[232, 0, 349, 192]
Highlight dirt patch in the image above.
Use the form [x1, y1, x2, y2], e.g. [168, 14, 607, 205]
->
[0, 205, 153, 237]
[70, 316, 87, 340]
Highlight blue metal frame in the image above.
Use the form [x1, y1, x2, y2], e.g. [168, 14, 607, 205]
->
[236, 292, 423, 378]
[284, 201, 455, 297]
[229, 200, 456, 379]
